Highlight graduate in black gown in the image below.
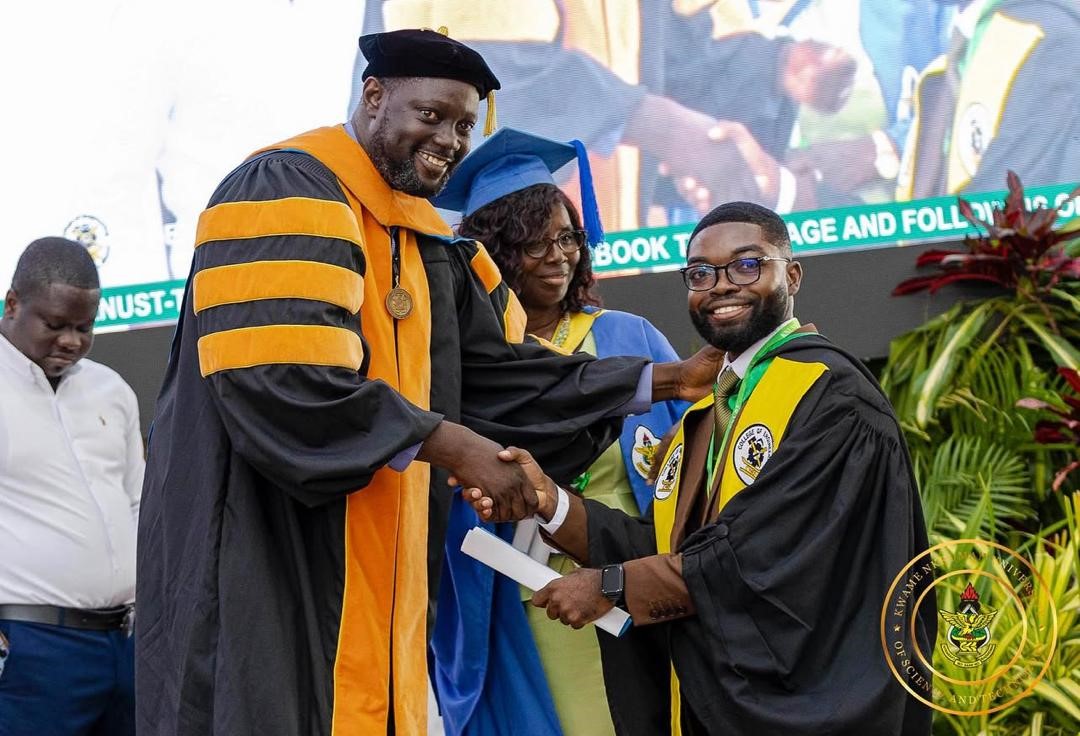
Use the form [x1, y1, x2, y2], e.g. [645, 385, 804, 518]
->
[467, 201, 935, 736]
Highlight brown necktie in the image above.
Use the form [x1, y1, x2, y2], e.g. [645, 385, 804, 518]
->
[713, 367, 739, 436]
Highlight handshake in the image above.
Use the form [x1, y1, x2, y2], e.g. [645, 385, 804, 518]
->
[455, 446, 555, 524]
[418, 420, 557, 523]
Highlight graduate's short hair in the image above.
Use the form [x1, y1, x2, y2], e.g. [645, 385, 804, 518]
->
[10, 237, 100, 298]
[457, 183, 601, 314]
[690, 201, 792, 255]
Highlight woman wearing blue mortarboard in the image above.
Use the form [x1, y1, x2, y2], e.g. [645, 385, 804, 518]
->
[430, 129, 685, 736]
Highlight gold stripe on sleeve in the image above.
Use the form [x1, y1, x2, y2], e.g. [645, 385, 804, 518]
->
[193, 260, 363, 315]
[197, 324, 364, 377]
[195, 197, 364, 248]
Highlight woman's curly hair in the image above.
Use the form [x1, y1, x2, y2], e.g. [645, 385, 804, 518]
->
[456, 183, 601, 314]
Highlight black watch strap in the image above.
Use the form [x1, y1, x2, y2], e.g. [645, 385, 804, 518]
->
[600, 563, 625, 606]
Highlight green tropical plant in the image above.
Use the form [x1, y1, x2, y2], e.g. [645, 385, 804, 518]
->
[883, 174, 1080, 733]
[883, 172, 1080, 525]
[915, 435, 1032, 539]
[929, 493, 1080, 736]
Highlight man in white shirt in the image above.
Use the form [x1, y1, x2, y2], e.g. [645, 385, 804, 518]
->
[0, 238, 144, 736]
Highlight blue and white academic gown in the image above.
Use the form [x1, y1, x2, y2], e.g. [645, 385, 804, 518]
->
[431, 308, 685, 735]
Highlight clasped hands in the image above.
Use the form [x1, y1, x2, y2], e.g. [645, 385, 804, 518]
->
[637, 39, 856, 216]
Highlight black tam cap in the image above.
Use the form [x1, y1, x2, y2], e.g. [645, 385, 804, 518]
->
[359, 29, 501, 99]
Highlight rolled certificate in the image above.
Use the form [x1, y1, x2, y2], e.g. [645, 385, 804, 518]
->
[510, 518, 553, 566]
[461, 526, 632, 637]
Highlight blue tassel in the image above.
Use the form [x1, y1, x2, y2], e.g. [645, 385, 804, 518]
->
[570, 139, 605, 248]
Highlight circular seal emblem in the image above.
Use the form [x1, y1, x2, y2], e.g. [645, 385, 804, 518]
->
[384, 287, 413, 319]
[64, 215, 110, 265]
[956, 102, 992, 177]
[653, 443, 683, 501]
[880, 538, 1058, 717]
[731, 423, 773, 485]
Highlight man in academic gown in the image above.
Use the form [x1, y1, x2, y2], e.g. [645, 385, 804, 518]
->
[469, 201, 935, 735]
[136, 29, 722, 736]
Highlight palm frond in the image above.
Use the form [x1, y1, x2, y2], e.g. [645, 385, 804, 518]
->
[944, 344, 1041, 441]
[918, 436, 1033, 538]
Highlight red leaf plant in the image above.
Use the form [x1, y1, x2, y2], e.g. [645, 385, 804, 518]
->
[894, 171, 1080, 297]
[1017, 367, 1080, 492]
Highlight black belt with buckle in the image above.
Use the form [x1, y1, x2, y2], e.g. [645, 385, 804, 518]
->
[0, 604, 133, 632]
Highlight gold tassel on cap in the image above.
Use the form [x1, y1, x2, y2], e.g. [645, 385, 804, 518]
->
[484, 90, 497, 136]
[424, 25, 496, 135]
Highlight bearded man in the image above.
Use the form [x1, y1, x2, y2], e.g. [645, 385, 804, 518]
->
[136, 28, 723, 736]
[471, 201, 936, 735]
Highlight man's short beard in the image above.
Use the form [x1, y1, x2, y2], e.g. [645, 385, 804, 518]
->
[690, 287, 790, 356]
[368, 116, 448, 197]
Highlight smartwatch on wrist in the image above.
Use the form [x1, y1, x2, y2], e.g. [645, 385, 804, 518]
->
[600, 563, 625, 606]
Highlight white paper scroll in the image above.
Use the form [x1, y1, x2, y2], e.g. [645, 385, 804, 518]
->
[461, 526, 632, 637]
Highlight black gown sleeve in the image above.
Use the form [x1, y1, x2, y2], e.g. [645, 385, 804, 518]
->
[582, 501, 658, 566]
[447, 240, 649, 482]
[191, 152, 442, 507]
[660, 8, 796, 158]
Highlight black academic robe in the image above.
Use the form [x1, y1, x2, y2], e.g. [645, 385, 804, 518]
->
[136, 131, 646, 736]
[579, 335, 935, 735]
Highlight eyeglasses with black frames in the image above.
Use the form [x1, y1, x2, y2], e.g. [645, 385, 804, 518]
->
[679, 256, 792, 291]
[524, 229, 587, 259]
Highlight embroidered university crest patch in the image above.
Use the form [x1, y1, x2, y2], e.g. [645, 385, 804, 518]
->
[732, 424, 774, 485]
[654, 443, 683, 500]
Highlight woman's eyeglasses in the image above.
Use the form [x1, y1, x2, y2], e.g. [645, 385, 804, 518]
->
[524, 230, 586, 259]
[679, 256, 791, 291]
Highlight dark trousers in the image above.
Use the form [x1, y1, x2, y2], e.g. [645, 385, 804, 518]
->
[0, 620, 134, 736]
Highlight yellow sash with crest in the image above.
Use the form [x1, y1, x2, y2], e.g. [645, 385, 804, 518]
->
[650, 357, 827, 734]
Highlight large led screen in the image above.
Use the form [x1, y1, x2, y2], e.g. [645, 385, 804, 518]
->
[3, 0, 1077, 330]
